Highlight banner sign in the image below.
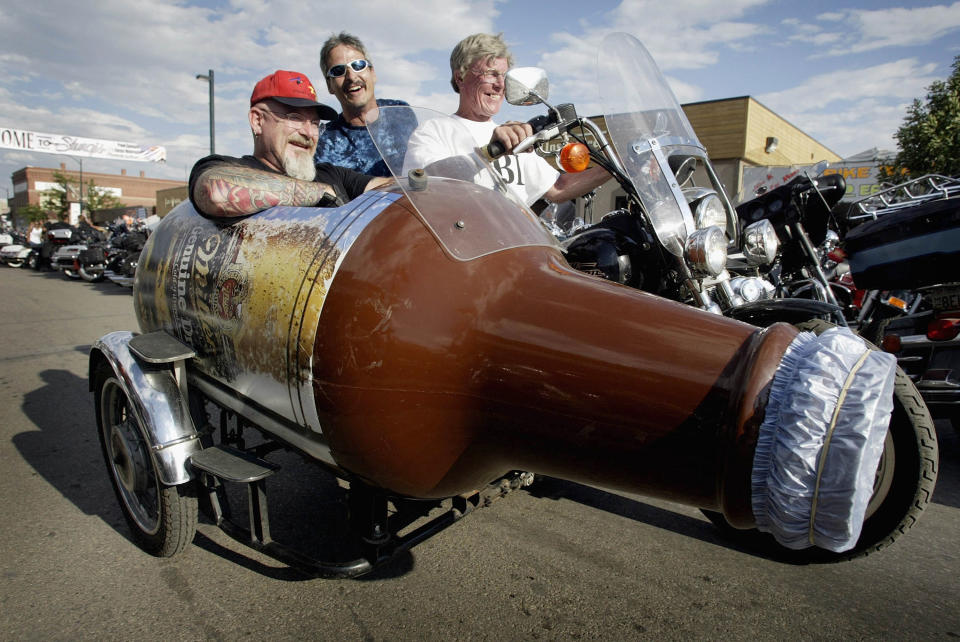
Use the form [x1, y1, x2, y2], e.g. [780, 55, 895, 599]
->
[0, 126, 165, 163]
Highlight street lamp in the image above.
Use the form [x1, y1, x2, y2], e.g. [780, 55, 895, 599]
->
[196, 69, 215, 154]
[62, 154, 84, 220]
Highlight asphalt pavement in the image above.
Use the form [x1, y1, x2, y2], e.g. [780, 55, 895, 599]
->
[1, 265, 958, 640]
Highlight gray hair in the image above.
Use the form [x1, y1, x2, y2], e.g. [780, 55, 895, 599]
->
[449, 33, 514, 93]
[320, 32, 370, 76]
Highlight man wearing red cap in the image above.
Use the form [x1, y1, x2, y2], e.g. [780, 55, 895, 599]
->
[190, 70, 392, 218]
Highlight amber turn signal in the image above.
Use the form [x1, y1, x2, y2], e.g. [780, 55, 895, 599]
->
[880, 334, 901, 353]
[559, 143, 590, 172]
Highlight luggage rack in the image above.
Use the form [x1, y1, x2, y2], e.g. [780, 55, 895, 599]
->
[848, 174, 960, 221]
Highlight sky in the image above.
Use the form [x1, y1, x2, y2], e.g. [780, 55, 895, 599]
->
[1, 0, 958, 194]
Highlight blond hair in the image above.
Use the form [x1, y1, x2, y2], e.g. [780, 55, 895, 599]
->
[449, 33, 514, 93]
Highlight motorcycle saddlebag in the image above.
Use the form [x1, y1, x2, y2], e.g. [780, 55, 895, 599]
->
[844, 196, 960, 289]
[79, 247, 106, 263]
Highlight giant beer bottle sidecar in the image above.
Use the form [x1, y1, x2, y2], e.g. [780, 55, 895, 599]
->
[89, 35, 933, 576]
[90, 182, 913, 575]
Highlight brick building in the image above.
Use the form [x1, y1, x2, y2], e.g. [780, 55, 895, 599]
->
[156, 185, 189, 218]
[9, 163, 185, 228]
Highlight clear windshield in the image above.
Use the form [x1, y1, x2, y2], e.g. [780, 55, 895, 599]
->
[366, 106, 558, 261]
[598, 33, 707, 256]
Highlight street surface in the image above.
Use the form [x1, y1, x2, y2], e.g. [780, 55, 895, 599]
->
[1, 266, 958, 640]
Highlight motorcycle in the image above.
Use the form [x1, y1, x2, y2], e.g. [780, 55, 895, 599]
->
[74, 222, 127, 283]
[89, 33, 927, 578]
[103, 224, 148, 287]
[369, 33, 935, 559]
[35, 222, 76, 272]
[732, 169, 852, 326]
[0, 232, 34, 268]
[842, 174, 960, 429]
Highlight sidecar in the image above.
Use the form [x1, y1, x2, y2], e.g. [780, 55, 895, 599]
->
[89, 169, 906, 575]
[88, 34, 926, 576]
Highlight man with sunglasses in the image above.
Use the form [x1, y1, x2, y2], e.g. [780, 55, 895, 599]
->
[314, 32, 415, 177]
[404, 33, 609, 208]
[190, 70, 392, 218]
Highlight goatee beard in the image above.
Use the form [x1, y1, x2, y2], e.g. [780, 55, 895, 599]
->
[284, 149, 317, 181]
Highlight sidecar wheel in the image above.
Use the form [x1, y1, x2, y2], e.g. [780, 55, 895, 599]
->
[703, 318, 938, 561]
[94, 365, 197, 557]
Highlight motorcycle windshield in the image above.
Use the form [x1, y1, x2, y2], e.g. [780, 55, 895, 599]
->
[599, 33, 705, 257]
[366, 105, 558, 261]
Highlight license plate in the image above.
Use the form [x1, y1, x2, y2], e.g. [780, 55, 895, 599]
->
[928, 285, 960, 312]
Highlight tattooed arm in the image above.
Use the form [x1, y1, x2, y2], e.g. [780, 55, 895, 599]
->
[192, 164, 338, 218]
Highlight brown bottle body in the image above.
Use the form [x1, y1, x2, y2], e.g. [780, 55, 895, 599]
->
[135, 186, 794, 525]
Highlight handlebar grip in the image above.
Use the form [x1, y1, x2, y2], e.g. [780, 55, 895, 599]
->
[480, 140, 506, 161]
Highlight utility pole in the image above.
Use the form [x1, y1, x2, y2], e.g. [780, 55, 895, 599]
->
[196, 69, 215, 154]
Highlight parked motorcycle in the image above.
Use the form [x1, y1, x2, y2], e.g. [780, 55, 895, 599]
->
[35, 222, 76, 272]
[73, 222, 127, 283]
[103, 224, 148, 287]
[0, 232, 34, 268]
[732, 169, 851, 326]
[842, 174, 960, 429]
[89, 33, 929, 578]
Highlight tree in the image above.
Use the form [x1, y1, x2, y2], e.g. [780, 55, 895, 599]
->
[39, 171, 77, 221]
[17, 203, 52, 224]
[84, 180, 123, 214]
[885, 55, 960, 181]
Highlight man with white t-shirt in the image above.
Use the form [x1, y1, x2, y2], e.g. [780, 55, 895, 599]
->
[403, 33, 610, 208]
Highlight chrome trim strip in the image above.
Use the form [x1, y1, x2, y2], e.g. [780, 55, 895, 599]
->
[190, 372, 340, 469]
[899, 334, 960, 348]
[290, 190, 403, 434]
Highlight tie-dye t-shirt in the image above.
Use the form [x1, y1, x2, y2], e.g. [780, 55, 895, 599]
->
[314, 99, 415, 177]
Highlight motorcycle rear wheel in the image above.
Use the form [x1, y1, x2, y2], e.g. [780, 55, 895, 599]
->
[703, 318, 938, 561]
[6, 258, 23, 268]
[94, 363, 198, 557]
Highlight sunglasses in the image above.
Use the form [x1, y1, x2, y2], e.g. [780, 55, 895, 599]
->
[326, 58, 372, 78]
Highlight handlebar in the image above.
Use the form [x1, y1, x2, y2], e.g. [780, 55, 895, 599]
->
[479, 114, 554, 161]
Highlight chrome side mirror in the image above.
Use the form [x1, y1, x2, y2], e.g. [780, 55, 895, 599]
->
[504, 67, 549, 106]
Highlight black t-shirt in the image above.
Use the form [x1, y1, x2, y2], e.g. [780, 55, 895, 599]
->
[188, 154, 373, 215]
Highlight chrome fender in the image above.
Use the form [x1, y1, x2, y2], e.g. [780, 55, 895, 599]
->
[89, 330, 201, 485]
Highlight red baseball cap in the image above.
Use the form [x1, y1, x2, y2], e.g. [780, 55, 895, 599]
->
[250, 70, 338, 120]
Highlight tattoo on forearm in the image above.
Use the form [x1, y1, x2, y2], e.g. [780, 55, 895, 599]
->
[196, 166, 331, 217]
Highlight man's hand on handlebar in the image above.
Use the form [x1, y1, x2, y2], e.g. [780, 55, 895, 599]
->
[490, 121, 534, 155]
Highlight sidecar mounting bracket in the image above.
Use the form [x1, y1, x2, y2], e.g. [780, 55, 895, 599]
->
[191, 440, 532, 579]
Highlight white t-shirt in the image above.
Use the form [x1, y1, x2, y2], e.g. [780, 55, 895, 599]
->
[29, 226, 42, 244]
[403, 114, 559, 207]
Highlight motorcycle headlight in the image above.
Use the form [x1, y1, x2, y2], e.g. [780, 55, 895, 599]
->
[684, 226, 727, 277]
[693, 192, 727, 231]
[741, 219, 779, 266]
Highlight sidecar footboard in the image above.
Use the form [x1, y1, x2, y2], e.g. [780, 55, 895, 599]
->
[89, 330, 202, 485]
